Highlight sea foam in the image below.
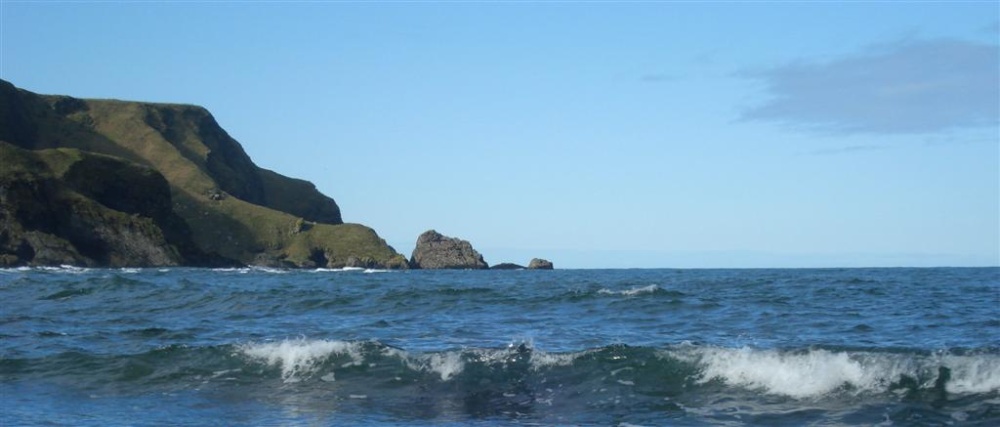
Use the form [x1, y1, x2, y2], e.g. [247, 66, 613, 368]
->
[238, 339, 364, 383]
[312, 267, 366, 273]
[405, 351, 465, 381]
[598, 284, 659, 296]
[665, 346, 1000, 399]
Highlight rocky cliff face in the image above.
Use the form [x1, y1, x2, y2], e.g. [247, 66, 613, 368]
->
[409, 230, 488, 269]
[0, 143, 196, 266]
[0, 80, 404, 268]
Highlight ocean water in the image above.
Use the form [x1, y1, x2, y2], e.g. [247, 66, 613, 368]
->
[1, 267, 997, 426]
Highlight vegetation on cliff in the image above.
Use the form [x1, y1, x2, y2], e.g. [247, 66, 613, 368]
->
[0, 80, 406, 268]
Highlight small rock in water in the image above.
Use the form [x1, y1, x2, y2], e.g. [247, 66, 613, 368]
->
[491, 263, 525, 270]
[409, 230, 488, 269]
[527, 258, 553, 270]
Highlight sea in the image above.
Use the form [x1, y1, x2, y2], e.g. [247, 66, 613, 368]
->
[1, 267, 997, 426]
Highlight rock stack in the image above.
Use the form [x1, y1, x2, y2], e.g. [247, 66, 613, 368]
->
[409, 230, 488, 269]
[527, 258, 554, 270]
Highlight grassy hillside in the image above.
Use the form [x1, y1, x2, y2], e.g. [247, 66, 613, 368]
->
[0, 80, 406, 268]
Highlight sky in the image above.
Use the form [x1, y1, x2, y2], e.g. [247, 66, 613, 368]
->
[2, 1, 998, 268]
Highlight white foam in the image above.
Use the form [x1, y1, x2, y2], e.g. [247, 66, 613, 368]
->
[400, 345, 585, 381]
[213, 267, 251, 274]
[399, 350, 464, 381]
[34, 265, 90, 274]
[249, 266, 288, 274]
[426, 352, 465, 381]
[933, 353, 1000, 394]
[693, 347, 871, 398]
[238, 339, 364, 383]
[664, 346, 1000, 399]
[599, 284, 659, 296]
[530, 350, 586, 370]
[312, 267, 366, 273]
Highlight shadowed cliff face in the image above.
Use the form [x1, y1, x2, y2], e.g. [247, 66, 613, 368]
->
[0, 81, 39, 148]
[0, 80, 403, 268]
[0, 143, 190, 267]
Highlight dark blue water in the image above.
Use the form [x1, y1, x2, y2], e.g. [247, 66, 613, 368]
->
[1, 267, 998, 426]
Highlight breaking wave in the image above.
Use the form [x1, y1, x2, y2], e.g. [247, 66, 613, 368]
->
[663, 344, 1000, 398]
[597, 284, 661, 296]
[14, 338, 993, 398]
[5, 339, 998, 424]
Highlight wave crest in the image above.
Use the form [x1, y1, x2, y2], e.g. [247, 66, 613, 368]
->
[663, 345, 1000, 398]
[597, 284, 660, 296]
[237, 339, 365, 382]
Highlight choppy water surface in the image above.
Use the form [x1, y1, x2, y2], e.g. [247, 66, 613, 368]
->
[1, 267, 997, 426]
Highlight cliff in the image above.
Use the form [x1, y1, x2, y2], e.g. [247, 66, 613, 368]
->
[0, 80, 407, 268]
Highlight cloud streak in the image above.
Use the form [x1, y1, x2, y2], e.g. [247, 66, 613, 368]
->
[741, 38, 999, 135]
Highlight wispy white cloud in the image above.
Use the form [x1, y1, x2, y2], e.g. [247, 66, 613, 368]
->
[741, 38, 999, 135]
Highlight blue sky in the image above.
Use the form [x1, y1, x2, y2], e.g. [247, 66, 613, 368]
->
[3, 2, 997, 268]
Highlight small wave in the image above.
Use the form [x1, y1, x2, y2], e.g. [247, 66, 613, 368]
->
[598, 284, 660, 296]
[312, 267, 366, 273]
[236, 339, 588, 384]
[249, 266, 288, 274]
[214, 266, 288, 274]
[237, 340, 1000, 398]
[29, 265, 91, 274]
[405, 350, 465, 381]
[237, 339, 366, 383]
[12, 338, 998, 410]
[212, 267, 252, 274]
[663, 345, 1000, 398]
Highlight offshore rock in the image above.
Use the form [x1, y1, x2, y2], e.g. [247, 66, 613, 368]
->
[410, 230, 488, 270]
[491, 262, 525, 270]
[527, 258, 554, 270]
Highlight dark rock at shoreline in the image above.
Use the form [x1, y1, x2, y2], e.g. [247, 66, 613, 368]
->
[528, 258, 554, 270]
[491, 263, 525, 270]
[410, 230, 488, 270]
